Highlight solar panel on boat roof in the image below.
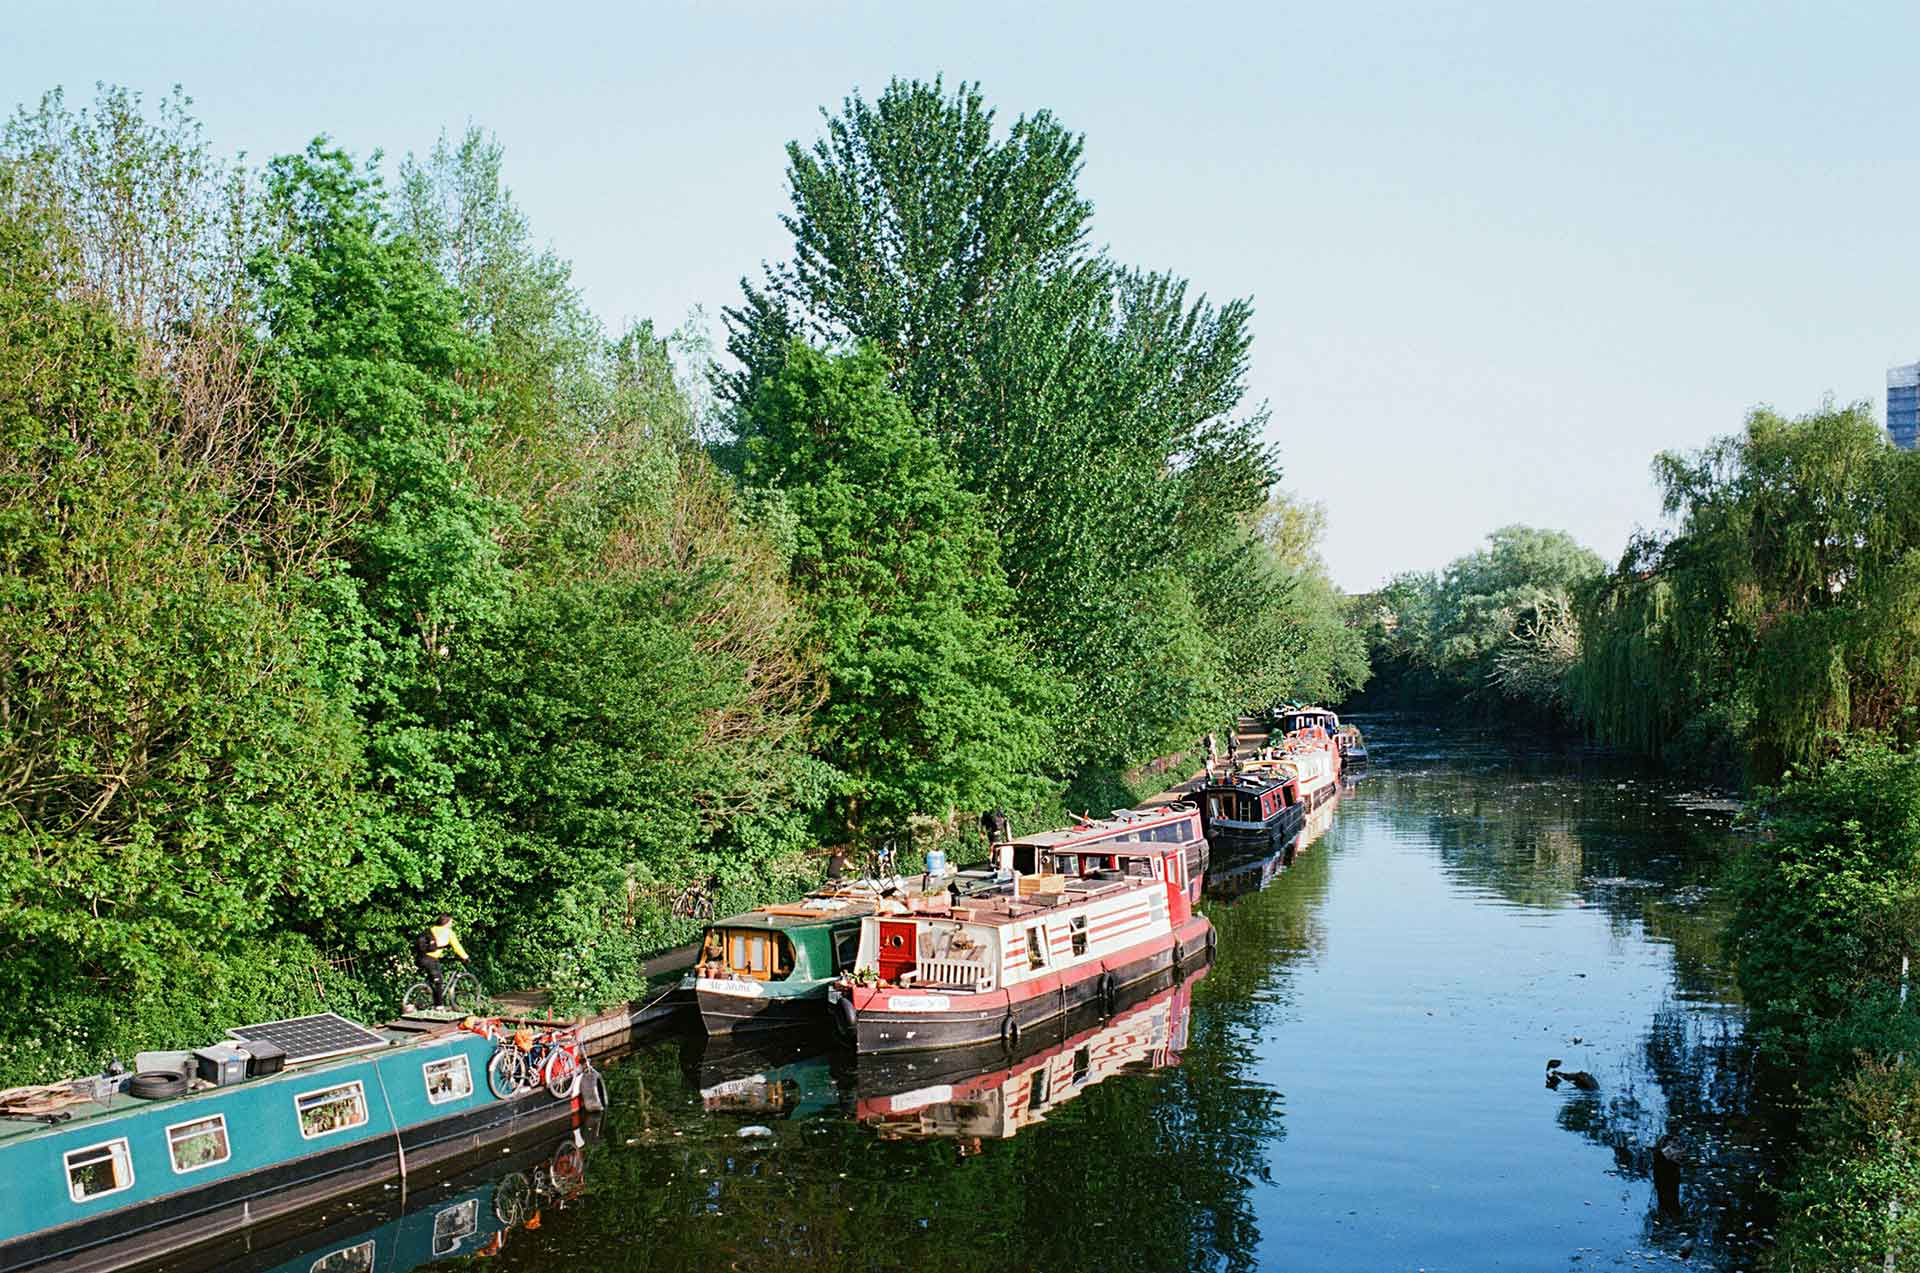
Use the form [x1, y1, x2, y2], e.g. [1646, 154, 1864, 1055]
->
[227, 1012, 388, 1063]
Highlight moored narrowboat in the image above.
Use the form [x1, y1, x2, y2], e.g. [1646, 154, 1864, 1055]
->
[1000, 802, 1208, 908]
[829, 838, 1213, 1056]
[0, 1014, 588, 1273]
[685, 893, 874, 1035]
[1198, 740, 1337, 847]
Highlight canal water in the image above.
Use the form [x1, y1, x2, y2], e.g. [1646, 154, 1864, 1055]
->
[264, 718, 1784, 1272]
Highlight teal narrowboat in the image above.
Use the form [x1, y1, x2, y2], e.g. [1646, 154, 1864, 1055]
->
[684, 896, 873, 1034]
[0, 1015, 584, 1273]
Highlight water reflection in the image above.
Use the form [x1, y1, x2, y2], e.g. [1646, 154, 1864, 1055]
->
[127, 1125, 596, 1273]
[856, 970, 1204, 1145]
[194, 716, 1787, 1272]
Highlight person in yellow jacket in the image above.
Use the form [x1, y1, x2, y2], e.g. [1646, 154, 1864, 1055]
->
[414, 913, 470, 1008]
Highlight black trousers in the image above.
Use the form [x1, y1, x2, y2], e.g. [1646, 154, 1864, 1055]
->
[416, 953, 444, 1006]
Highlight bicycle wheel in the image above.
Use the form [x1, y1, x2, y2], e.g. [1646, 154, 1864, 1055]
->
[543, 1048, 582, 1100]
[492, 1171, 533, 1227]
[446, 968, 487, 1014]
[486, 1047, 528, 1099]
[400, 981, 436, 1015]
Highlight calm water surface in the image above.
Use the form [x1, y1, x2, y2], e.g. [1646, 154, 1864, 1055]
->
[341, 719, 1787, 1271]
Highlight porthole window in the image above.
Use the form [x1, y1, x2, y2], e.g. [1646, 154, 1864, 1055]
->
[423, 1055, 473, 1105]
[166, 1114, 231, 1173]
[64, 1138, 134, 1202]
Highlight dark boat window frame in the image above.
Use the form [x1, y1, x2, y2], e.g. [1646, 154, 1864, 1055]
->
[1070, 914, 1088, 955]
[63, 1136, 135, 1203]
[165, 1112, 232, 1174]
[1026, 924, 1049, 970]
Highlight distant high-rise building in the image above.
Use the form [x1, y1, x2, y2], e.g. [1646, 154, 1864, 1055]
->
[1891, 361, 1920, 450]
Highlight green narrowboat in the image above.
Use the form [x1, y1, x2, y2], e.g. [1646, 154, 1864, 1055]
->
[684, 896, 873, 1034]
[0, 1014, 587, 1273]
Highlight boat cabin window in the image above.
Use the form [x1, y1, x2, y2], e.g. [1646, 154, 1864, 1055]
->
[310, 1241, 376, 1273]
[1026, 925, 1048, 970]
[1124, 856, 1154, 879]
[1070, 915, 1088, 955]
[832, 924, 861, 973]
[423, 1055, 473, 1105]
[296, 1081, 370, 1139]
[1207, 794, 1233, 821]
[724, 929, 795, 981]
[64, 1137, 134, 1202]
[166, 1114, 231, 1173]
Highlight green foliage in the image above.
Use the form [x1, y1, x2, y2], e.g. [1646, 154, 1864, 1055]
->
[1353, 525, 1602, 719]
[1727, 739, 1920, 1064]
[1576, 403, 1920, 779]
[742, 343, 1057, 842]
[724, 77, 1341, 770]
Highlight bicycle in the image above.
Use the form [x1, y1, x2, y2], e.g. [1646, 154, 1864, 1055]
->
[671, 874, 720, 923]
[481, 1022, 584, 1101]
[401, 962, 488, 1015]
[867, 839, 900, 881]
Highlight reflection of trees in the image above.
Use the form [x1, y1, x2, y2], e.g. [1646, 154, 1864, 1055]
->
[1548, 1000, 1783, 1271]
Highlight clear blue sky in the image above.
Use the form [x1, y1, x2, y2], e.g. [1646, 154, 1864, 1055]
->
[12, 1, 1919, 590]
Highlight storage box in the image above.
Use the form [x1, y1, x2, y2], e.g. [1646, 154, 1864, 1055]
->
[236, 1039, 287, 1078]
[194, 1044, 250, 1087]
[1016, 873, 1067, 897]
[135, 1050, 195, 1082]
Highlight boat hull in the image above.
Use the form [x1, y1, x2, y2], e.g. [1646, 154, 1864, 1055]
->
[839, 917, 1214, 1056]
[695, 978, 831, 1035]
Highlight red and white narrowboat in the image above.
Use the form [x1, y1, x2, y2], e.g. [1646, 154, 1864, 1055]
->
[829, 834, 1214, 1055]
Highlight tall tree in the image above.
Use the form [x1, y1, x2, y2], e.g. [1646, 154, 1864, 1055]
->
[725, 79, 1285, 769]
[741, 343, 1056, 842]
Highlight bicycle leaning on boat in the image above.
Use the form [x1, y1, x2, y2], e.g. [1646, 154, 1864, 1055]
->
[472, 1020, 586, 1101]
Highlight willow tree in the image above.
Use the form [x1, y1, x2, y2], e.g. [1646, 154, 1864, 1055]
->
[1576, 403, 1920, 778]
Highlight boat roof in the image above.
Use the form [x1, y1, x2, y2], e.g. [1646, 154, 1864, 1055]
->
[708, 895, 876, 932]
[1202, 768, 1293, 793]
[0, 1018, 445, 1147]
[1011, 802, 1198, 850]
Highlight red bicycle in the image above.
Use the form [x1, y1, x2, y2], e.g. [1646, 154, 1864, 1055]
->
[471, 1020, 585, 1100]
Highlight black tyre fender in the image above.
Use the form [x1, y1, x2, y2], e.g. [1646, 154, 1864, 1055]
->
[1206, 926, 1218, 958]
[1000, 1012, 1021, 1051]
[129, 1071, 187, 1100]
[1097, 971, 1118, 1014]
[582, 1066, 609, 1113]
[832, 993, 858, 1040]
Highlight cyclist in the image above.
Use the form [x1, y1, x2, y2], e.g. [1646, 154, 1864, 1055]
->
[414, 912, 470, 1007]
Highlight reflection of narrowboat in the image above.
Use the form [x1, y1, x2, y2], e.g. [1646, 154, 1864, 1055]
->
[855, 967, 1205, 1143]
[831, 839, 1212, 1055]
[246, 1129, 591, 1273]
[1204, 838, 1294, 900]
[690, 1037, 843, 1122]
[0, 1014, 587, 1273]
[684, 893, 874, 1035]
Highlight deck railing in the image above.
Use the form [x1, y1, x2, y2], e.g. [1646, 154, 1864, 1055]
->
[913, 958, 995, 992]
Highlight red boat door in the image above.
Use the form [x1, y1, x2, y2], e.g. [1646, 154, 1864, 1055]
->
[878, 920, 917, 982]
[1164, 852, 1191, 924]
